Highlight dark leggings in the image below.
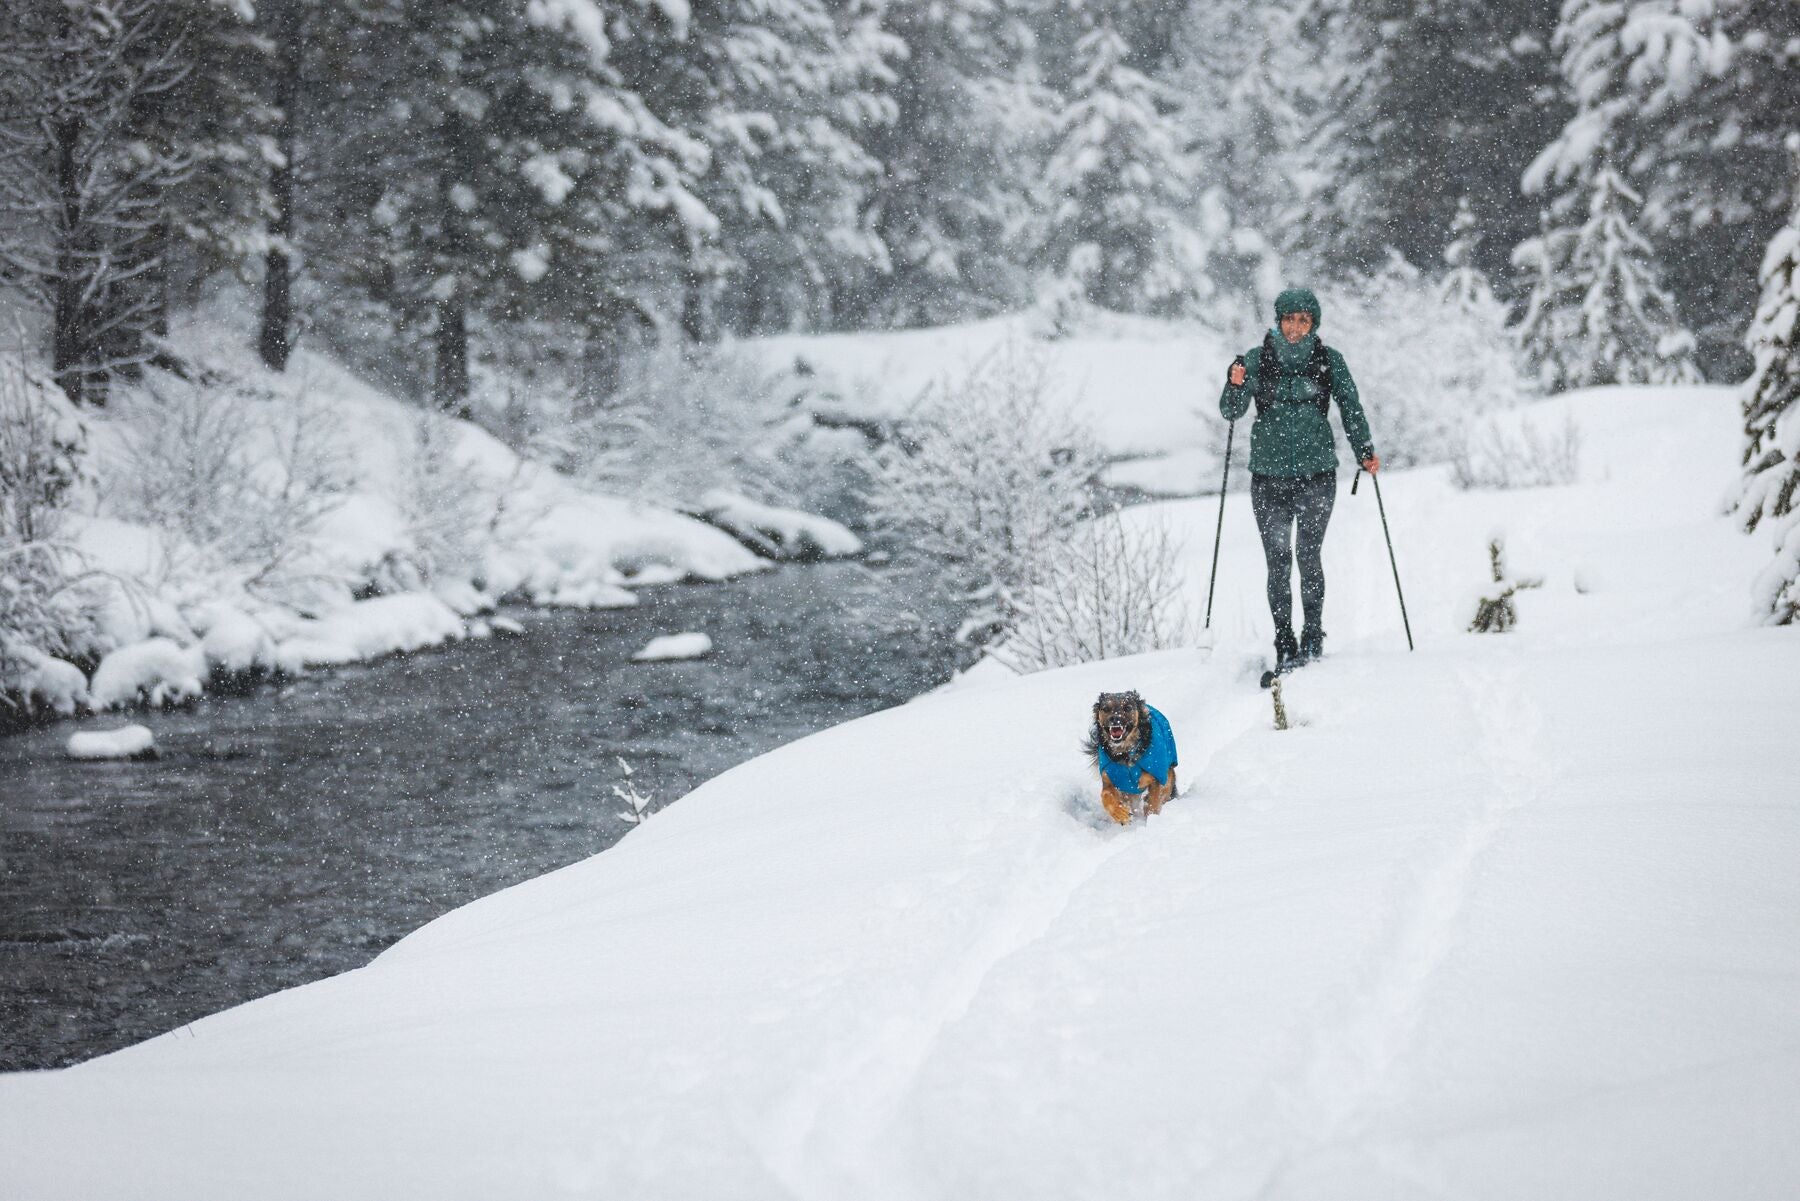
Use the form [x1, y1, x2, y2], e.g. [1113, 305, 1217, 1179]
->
[1250, 471, 1336, 635]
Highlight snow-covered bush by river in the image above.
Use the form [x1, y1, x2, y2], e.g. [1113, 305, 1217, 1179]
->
[0, 303, 787, 723]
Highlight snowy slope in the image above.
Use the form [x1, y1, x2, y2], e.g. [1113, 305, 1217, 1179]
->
[746, 311, 1229, 466]
[2, 385, 1796, 1200]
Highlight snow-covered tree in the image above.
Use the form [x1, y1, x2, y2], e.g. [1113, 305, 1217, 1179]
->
[1360, 0, 1568, 279]
[1735, 164, 1800, 624]
[1038, 14, 1199, 314]
[833, 0, 1042, 327]
[305, 1, 715, 414]
[1515, 0, 1702, 390]
[620, 0, 899, 340]
[0, 0, 258, 403]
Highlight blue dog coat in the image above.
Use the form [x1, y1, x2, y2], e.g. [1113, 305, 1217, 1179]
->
[1099, 705, 1177, 795]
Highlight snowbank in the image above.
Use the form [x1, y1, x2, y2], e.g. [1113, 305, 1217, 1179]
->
[2, 645, 89, 717]
[2, 299, 785, 717]
[276, 594, 467, 670]
[87, 638, 206, 711]
[631, 632, 713, 662]
[2, 384, 1795, 1200]
[66, 724, 157, 760]
[696, 489, 862, 560]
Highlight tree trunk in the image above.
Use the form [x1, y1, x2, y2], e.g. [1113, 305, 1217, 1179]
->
[259, 0, 301, 372]
[51, 117, 88, 405]
[680, 260, 712, 345]
[434, 294, 470, 418]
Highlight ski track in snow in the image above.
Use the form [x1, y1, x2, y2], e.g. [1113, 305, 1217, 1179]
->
[1249, 652, 1556, 1196]
[760, 662, 1271, 1201]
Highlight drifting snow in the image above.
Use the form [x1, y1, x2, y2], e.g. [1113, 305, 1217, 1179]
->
[3, 384, 1794, 1200]
[65, 724, 157, 761]
[631, 631, 713, 662]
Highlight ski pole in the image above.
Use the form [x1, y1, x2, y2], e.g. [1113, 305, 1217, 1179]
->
[1204, 420, 1235, 629]
[1356, 468, 1414, 652]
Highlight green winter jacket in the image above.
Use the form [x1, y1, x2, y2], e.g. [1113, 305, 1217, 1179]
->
[1219, 335, 1375, 477]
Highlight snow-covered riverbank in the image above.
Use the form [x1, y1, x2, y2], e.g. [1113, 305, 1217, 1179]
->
[4, 381, 1793, 1198]
[2, 304, 872, 727]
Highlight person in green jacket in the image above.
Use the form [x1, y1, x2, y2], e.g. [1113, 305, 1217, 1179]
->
[1219, 287, 1379, 673]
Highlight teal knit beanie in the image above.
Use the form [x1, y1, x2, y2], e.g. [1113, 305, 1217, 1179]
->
[1274, 288, 1323, 330]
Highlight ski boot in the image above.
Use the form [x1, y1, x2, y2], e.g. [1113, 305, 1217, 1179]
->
[1262, 628, 1301, 688]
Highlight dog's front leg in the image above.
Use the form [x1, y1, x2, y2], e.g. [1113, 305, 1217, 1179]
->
[1099, 777, 1132, 825]
[1145, 767, 1177, 816]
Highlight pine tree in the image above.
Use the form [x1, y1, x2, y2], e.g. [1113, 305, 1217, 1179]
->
[1515, 0, 1700, 390]
[1361, 0, 1568, 279]
[1038, 13, 1199, 314]
[833, 0, 1039, 327]
[0, 0, 256, 404]
[307, 0, 714, 414]
[1735, 157, 1800, 624]
[620, 0, 899, 339]
[1633, 0, 1800, 373]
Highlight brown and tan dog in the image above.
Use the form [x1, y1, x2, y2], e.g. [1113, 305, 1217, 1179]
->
[1085, 691, 1179, 825]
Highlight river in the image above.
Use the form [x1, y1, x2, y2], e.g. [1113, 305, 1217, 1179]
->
[0, 561, 961, 1070]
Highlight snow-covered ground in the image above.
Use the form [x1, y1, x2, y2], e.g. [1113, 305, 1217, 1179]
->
[747, 310, 1230, 488]
[3, 378, 1795, 1199]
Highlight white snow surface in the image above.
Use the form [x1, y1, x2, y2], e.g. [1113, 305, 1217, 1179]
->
[698, 488, 863, 560]
[746, 311, 1227, 465]
[274, 593, 468, 670]
[85, 637, 207, 711]
[65, 724, 156, 760]
[3, 387, 1797, 1199]
[631, 631, 714, 662]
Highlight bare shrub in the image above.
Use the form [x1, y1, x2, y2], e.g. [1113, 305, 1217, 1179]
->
[383, 411, 488, 589]
[569, 343, 855, 520]
[998, 513, 1193, 673]
[109, 377, 353, 591]
[867, 339, 1104, 647]
[1451, 409, 1582, 491]
[1327, 259, 1531, 469]
[866, 338, 1191, 670]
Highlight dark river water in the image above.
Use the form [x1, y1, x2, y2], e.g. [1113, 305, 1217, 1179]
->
[0, 561, 960, 1070]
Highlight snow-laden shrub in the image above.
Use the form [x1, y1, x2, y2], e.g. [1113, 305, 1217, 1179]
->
[569, 344, 862, 524]
[1451, 407, 1583, 491]
[866, 337, 1185, 667]
[381, 412, 488, 589]
[868, 340, 1102, 642]
[3, 643, 89, 718]
[998, 512, 1193, 673]
[1, 357, 101, 714]
[108, 378, 353, 592]
[1326, 258, 1530, 469]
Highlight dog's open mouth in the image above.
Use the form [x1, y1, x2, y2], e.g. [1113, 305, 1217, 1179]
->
[1107, 725, 1127, 742]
